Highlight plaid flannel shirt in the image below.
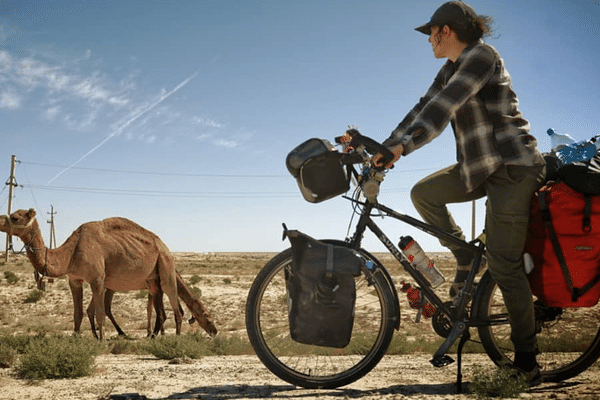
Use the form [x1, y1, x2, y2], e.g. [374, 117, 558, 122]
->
[384, 42, 544, 191]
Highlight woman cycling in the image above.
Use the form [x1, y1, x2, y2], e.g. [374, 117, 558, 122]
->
[374, 1, 546, 384]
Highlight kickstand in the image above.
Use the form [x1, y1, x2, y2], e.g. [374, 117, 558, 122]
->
[456, 329, 471, 394]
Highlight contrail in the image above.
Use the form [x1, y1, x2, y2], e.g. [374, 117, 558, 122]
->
[47, 71, 199, 185]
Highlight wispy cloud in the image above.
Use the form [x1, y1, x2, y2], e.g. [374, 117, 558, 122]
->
[193, 116, 223, 129]
[0, 44, 236, 172]
[0, 47, 227, 140]
[0, 49, 131, 130]
[0, 88, 21, 108]
[213, 139, 239, 148]
[47, 71, 200, 184]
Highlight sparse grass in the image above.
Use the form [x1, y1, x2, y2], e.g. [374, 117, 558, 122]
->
[108, 338, 139, 355]
[469, 364, 528, 399]
[140, 333, 209, 359]
[190, 286, 202, 298]
[23, 289, 42, 303]
[387, 333, 445, 355]
[0, 342, 18, 368]
[140, 332, 253, 360]
[16, 334, 105, 379]
[208, 334, 253, 355]
[0, 332, 38, 353]
[174, 253, 274, 275]
[4, 270, 19, 285]
[135, 289, 148, 299]
[1, 258, 31, 274]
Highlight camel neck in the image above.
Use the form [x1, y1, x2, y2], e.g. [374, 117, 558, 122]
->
[22, 222, 67, 278]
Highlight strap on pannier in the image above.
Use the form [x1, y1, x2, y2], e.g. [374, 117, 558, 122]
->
[284, 227, 363, 348]
[538, 190, 600, 302]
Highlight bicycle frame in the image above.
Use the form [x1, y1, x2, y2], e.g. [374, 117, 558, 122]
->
[342, 194, 489, 367]
[248, 132, 600, 392]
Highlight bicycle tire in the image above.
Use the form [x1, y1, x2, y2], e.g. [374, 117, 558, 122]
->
[473, 270, 600, 382]
[245, 244, 398, 389]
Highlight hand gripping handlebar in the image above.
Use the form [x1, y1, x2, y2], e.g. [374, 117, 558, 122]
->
[335, 129, 395, 167]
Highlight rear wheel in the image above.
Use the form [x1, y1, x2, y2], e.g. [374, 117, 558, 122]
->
[245, 246, 398, 389]
[473, 271, 600, 382]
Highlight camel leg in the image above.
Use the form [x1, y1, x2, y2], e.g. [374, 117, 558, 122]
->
[90, 279, 106, 340]
[151, 292, 166, 337]
[68, 278, 84, 334]
[146, 292, 166, 337]
[156, 254, 183, 335]
[104, 290, 126, 336]
[148, 289, 183, 337]
[86, 290, 124, 338]
[86, 298, 99, 340]
[147, 293, 153, 337]
[166, 292, 182, 335]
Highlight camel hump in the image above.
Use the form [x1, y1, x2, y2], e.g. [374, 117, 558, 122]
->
[101, 217, 158, 236]
[81, 217, 164, 244]
[176, 272, 218, 336]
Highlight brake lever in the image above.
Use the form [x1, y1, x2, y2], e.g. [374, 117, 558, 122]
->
[350, 135, 394, 167]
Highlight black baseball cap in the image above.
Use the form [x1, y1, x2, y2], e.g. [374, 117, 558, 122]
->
[415, 1, 478, 35]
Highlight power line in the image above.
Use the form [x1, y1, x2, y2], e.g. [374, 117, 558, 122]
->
[22, 183, 413, 198]
[14, 158, 434, 199]
[18, 160, 444, 178]
[18, 160, 288, 178]
[23, 183, 299, 198]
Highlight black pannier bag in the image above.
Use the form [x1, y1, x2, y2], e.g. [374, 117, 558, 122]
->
[557, 150, 600, 195]
[286, 138, 350, 203]
[544, 145, 600, 195]
[285, 229, 364, 348]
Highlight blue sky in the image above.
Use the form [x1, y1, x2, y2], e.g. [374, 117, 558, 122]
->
[1, 0, 599, 253]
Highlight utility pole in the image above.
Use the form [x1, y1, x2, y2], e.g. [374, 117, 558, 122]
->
[4, 155, 17, 262]
[471, 200, 476, 241]
[47, 205, 57, 249]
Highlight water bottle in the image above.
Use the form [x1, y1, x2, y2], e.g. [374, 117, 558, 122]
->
[399, 236, 445, 288]
[399, 281, 436, 319]
[547, 128, 575, 151]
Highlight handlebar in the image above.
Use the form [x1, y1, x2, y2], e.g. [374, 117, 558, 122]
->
[334, 129, 395, 167]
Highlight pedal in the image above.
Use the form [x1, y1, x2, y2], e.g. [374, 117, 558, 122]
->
[430, 355, 455, 368]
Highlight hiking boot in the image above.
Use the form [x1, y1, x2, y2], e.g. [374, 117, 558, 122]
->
[449, 256, 486, 299]
[510, 363, 542, 387]
[513, 351, 542, 387]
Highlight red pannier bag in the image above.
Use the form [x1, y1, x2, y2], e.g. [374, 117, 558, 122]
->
[525, 182, 600, 307]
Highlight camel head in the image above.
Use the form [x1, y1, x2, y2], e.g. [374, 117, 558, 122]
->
[0, 208, 38, 240]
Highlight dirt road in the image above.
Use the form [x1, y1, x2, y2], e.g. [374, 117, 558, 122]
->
[1, 353, 599, 399]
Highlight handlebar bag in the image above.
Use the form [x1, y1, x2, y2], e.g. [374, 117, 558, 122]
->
[286, 229, 363, 348]
[285, 138, 350, 203]
[525, 182, 600, 307]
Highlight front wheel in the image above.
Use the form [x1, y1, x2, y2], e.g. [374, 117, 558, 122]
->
[245, 245, 398, 389]
[473, 270, 600, 382]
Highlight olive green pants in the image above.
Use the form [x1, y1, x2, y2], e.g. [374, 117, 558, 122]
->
[411, 163, 545, 353]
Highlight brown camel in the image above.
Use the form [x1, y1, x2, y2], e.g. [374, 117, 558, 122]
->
[94, 271, 218, 337]
[2, 209, 218, 338]
[0, 208, 184, 340]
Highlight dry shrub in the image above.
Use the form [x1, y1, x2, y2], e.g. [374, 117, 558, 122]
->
[17, 334, 104, 379]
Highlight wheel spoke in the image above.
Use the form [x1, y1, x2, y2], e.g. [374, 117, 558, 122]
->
[246, 247, 397, 389]
[475, 271, 600, 382]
